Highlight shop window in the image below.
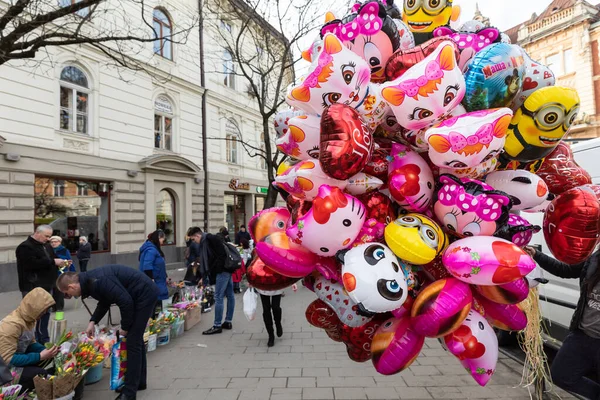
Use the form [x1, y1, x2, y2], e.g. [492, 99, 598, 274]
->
[255, 196, 265, 213]
[59, 66, 90, 134]
[35, 177, 110, 252]
[224, 194, 246, 234]
[156, 190, 176, 245]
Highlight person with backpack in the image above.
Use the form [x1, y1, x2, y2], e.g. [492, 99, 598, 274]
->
[198, 229, 240, 335]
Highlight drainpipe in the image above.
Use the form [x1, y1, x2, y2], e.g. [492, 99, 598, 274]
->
[199, 0, 209, 232]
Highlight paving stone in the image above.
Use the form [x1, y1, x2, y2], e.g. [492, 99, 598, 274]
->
[169, 378, 199, 389]
[334, 387, 368, 399]
[174, 389, 211, 400]
[257, 377, 288, 389]
[196, 377, 231, 389]
[409, 366, 442, 376]
[302, 367, 329, 377]
[275, 368, 302, 377]
[208, 388, 242, 400]
[302, 387, 335, 400]
[227, 377, 260, 389]
[396, 387, 432, 399]
[270, 388, 303, 400]
[248, 368, 275, 377]
[365, 387, 401, 399]
[238, 388, 273, 400]
[288, 377, 317, 388]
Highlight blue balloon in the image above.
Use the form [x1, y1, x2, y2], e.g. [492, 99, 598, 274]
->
[463, 43, 526, 111]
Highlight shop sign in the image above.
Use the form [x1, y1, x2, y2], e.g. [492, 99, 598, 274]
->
[154, 96, 173, 114]
[256, 187, 268, 194]
[229, 178, 250, 191]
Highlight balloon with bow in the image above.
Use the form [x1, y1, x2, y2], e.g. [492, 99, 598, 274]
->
[276, 114, 321, 160]
[438, 156, 499, 180]
[426, 108, 512, 170]
[433, 26, 500, 72]
[494, 214, 541, 247]
[274, 160, 347, 201]
[371, 317, 425, 375]
[388, 143, 435, 212]
[535, 141, 592, 196]
[484, 170, 552, 211]
[543, 185, 600, 265]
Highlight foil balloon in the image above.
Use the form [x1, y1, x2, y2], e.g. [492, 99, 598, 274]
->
[495, 214, 541, 247]
[388, 143, 435, 212]
[357, 191, 397, 224]
[314, 275, 373, 327]
[459, 20, 486, 33]
[341, 316, 387, 362]
[345, 173, 384, 196]
[474, 277, 530, 305]
[522, 197, 551, 214]
[433, 27, 500, 72]
[433, 174, 513, 238]
[301, 37, 324, 63]
[536, 141, 592, 195]
[526, 266, 546, 288]
[320, 103, 374, 180]
[385, 214, 448, 265]
[352, 218, 386, 247]
[321, 1, 402, 83]
[364, 148, 389, 182]
[286, 196, 312, 226]
[276, 114, 321, 160]
[246, 257, 301, 291]
[248, 207, 291, 243]
[543, 186, 600, 264]
[485, 170, 552, 211]
[254, 232, 320, 278]
[411, 278, 472, 338]
[394, 19, 416, 50]
[287, 185, 366, 257]
[438, 156, 499, 180]
[423, 256, 453, 280]
[371, 317, 425, 375]
[426, 108, 513, 169]
[339, 243, 409, 315]
[402, 0, 459, 44]
[476, 294, 527, 331]
[274, 160, 347, 201]
[511, 51, 556, 110]
[273, 109, 304, 139]
[381, 41, 466, 131]
[463, 43, 526, 111]
[305, 299, 343, 342]
[503, 86, 580, 162]
[442, 236, 537, 285]
[385, 36, 456, 81]
[444, 309, 498, 387]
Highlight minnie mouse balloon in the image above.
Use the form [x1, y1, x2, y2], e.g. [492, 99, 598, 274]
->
[274, 160, 347, 201]
[444, 309, 498, 387]
[495, 214, 541, 247]
[536, 141, 592, 195]
[485, 170, 552, 211]
[320, 104, 373, 180]
[276, 114, 321, 160]
[426, 108, 512, 169]
[388, 143, 435, 212]
[433, 27, 500, 72]
[543, 186, 600, 264]
[371, 317, 424, 375]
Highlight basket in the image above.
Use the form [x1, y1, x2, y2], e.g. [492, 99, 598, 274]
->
[157, 330, 170, 346]
[84, 364, 103, 385]
[147, 333, 157, 352]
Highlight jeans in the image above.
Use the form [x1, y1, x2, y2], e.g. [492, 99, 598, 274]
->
[122, 300, 156, 398]
[214, 272, 235, 328]
[22, 291, 50, 344]
[551, 330, 600, 400]
[79, 259, 88, 272]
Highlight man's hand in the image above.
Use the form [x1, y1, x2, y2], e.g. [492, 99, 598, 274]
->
[40, 346, 60, 360]
[524, 246, 537, 258]
[119, 329, 128, 337]
[86, 321, 95, 338]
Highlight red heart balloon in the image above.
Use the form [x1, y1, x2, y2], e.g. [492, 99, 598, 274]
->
[340, 315, 387, 362]
[356, 192, 397, 225]
[363, 149, 390, 182]
[305, 299, 343, 342]
[286, 196, 313, 226]
[246, 257, 300, 291]
[320, 104, 373, 180]
[422, 256, 453, 281]
[543, 186, 600, 264]
[536, 142, 592, 195]
[385, 37, 459, 81]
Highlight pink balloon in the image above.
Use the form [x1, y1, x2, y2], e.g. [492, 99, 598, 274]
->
[371, 317, 425, 375]
[254, 232, 318, 278]
[276, 114, 321, 160]
[476, 294, 527, 331]
[444, 309, 498, 386]
[388, 143, 435, 212]
[474, 278, 530, 305]
[274, 160, 347, 201]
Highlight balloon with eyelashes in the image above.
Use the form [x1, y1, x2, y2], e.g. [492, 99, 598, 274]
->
[438, 156, 499, 180]
[274, 160, 347, 201]
[276, 114, 321, 160]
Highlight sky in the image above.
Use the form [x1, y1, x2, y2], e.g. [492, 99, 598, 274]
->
[456, 0, 553, 30]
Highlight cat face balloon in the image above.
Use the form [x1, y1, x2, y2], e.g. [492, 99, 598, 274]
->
[381, 41, 465, 131]
[274, 160, 347, 200]
[433, 27, 500, 72]
[287, 34, 372, 116]
[276, 114, 321, 160]
[287, 185, 366, 257]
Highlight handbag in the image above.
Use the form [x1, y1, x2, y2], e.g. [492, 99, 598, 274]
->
[243, 288, 258, 322]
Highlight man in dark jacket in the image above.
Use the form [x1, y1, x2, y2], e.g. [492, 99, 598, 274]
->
[76, 236, 92, 272]
[234, 225, 251, 246]
[525, 247, 600, 400]
[15, 225, 65, 344]
[57, 266, 158, 400]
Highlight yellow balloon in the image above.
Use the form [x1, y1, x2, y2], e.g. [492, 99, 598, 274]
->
[402, 0, 455, 34]
[385, 214, 448, 265]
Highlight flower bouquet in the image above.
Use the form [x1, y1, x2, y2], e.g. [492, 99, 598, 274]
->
[74, 343, 104, 369]
[44, 331, 73, 350]
[34, 351, 84, 400]
[0, 385, 30, 400]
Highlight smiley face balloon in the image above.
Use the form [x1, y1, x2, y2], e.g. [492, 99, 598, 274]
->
[402, 0, 458, 44]
[384, 214, 448, 265]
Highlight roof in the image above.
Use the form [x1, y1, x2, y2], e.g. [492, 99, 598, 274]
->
[505, 22, 525, 43]
[534, 0, 577, 22]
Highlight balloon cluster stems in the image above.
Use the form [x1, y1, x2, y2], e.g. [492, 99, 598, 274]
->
[517, 288, 554, 399]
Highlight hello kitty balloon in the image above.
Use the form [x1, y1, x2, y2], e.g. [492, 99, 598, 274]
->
[287, 185, 366, 257]
[388, 143, 435, 212]
[381, 41, 465, 131]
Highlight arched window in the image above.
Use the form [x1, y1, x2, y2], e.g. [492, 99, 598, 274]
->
[153, 8, 172, 60]
[59, 66, 90, 134]
[156, 190, 175, 245]
[154, 96, 173, 150]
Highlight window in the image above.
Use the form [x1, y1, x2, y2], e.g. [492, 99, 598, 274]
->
[546, 53, 562, 76]
[225, 194, 246, 234]
[564, 48, 574, 74]
[154, 96, 173, 151]
[221, 20, 232, 33]
[226, 134, 238, 163]
[35, 177, 110, 252]
[223, 49, 235, 89]
[59, 0, 90, 17]
[59, 66, 90, 134]
[54, 180, 65, 197]
[153, 8, 172, 60]
[156, 190, 175, 245]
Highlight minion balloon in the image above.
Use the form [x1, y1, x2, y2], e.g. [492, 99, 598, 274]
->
[384, 214, 448, 265]
[503, 86, 580, 162]
[402, 0, 460, 44]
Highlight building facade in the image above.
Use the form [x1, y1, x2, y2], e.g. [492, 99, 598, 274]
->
[0, 0, 283, 291]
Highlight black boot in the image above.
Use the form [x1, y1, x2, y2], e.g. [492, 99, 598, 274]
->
[273, 307, 283, 338]
[263, 312, 275, 347]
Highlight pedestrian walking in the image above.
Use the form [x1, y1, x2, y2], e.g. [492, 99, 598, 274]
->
[76, 236, 91, 272]
[257, 289, 283, 347]
[15, 225, 65, 344]
[49, 236, 74, 312]
[217, 226, 231, 243]
[234, 225, 251, 246]
[57, 266, 159, 400]
[139, 231, 169, 309]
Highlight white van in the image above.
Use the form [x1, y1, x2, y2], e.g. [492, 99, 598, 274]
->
[528, 137, 600, 347]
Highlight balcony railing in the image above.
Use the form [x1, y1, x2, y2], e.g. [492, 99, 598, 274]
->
[528, 8, 574, 34]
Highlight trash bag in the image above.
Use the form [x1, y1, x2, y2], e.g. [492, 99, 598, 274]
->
[243, 288, 258, 322]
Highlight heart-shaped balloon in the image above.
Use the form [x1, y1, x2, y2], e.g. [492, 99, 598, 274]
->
[246, 257, 300, 291]
[340, 315, 387, 362]
[276, 114, 321, 160]
[543, 186, 600, 264]
[320, 104, 373, 180]
[305, 299, 343, 342]
[357, 191, 397, 225]
[536, 141, 592, 195]
[363, 148, 390, 182]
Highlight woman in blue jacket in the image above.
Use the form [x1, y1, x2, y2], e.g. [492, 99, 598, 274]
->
[139, 230, 169, 306]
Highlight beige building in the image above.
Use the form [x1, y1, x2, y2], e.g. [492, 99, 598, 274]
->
[504, 0, 600, 141]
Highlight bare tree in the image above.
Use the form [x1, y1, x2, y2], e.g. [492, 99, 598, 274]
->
[0, 0, 198, 70]
[203, 0, 333, 209]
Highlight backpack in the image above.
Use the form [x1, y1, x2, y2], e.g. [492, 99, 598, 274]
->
[222, 242, 242, 273]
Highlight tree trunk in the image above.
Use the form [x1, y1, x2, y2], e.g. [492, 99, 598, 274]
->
[263, 117, 278, 209]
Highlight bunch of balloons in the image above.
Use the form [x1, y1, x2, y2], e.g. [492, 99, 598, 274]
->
[248, 0, 600, 387]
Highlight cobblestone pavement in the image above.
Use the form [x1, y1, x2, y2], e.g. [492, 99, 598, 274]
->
[0, 270, 573, 400]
